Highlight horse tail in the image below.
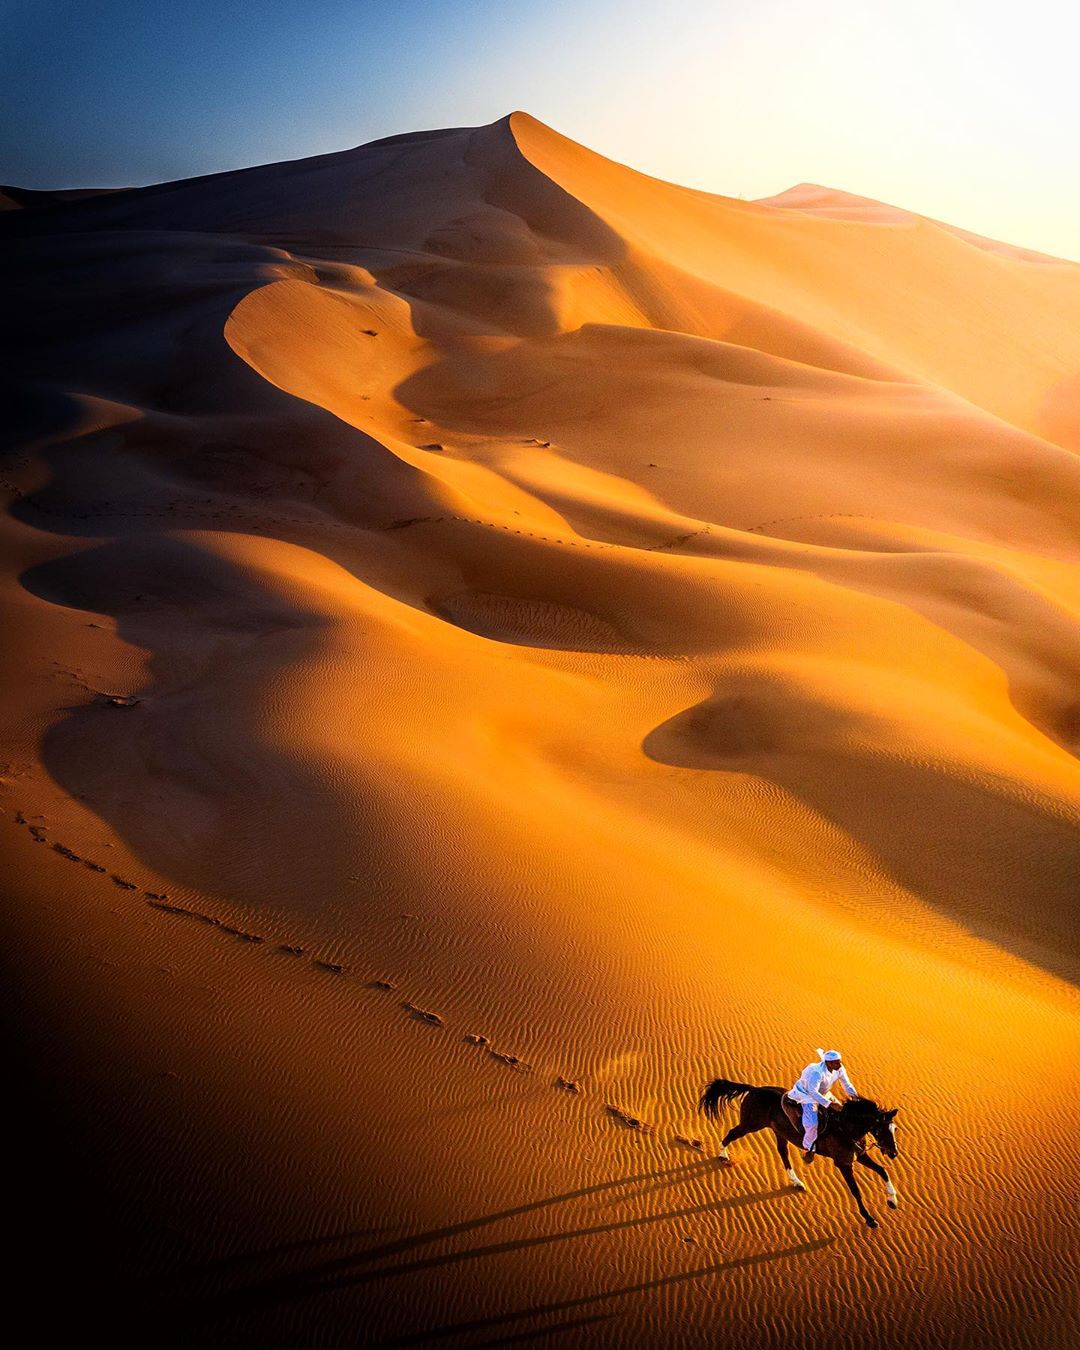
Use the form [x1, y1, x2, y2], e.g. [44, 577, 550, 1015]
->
[699, 1078, 759, 1120]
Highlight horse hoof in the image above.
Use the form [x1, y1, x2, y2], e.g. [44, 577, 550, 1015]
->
[792, 1180, 806, 1192]
[887, 1198, 899, 1209]
[716, 1152, 731, 1165]
[865, 1217, 879, 1229]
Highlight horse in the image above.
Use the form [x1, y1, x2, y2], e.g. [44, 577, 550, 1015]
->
[700, 1077, 900, 1228]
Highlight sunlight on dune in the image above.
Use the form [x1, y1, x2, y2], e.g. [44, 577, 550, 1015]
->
[2, 112, 1078, 1348]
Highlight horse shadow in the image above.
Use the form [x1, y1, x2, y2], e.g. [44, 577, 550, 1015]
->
[162, 1157, 820, 1331]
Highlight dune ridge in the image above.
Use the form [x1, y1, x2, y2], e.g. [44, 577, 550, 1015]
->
[2, 112, 1078, 1347]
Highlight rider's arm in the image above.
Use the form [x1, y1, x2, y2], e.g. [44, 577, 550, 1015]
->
[837, 1066, 858, 1098]
[804, 1066, 833, 1107]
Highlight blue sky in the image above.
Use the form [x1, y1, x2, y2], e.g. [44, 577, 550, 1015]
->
[4, 0, 1077, 260]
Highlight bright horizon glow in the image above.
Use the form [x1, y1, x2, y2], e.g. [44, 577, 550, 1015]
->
[3, 0, 1078, 262]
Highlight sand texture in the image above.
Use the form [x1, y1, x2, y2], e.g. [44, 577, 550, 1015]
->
[2, 113, 1078, 1348]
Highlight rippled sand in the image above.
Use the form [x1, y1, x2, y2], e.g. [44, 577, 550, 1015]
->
[2, 113, 1078, 1348]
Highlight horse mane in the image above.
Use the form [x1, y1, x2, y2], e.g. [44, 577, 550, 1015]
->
[842, 1096, 882, 1121]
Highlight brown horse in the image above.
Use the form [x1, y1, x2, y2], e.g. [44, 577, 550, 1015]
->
[700, 1078, 900, 1228]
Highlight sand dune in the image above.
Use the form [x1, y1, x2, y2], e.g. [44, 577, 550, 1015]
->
[2, 113, 1078, 1348]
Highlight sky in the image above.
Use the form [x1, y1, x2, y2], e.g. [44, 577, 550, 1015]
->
[3, 0, 1078, 261]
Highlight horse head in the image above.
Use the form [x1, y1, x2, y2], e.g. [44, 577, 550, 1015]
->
[841, 1098, 899, 1158]
[869, 1106, 900, 1159]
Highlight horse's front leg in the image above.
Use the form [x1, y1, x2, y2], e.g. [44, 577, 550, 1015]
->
[856, 1151, 898, 1209]
[837, 1162, 877, 1228]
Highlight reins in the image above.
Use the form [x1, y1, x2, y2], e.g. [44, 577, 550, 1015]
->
[836, 1107, 884, 1160]
[831, 1123, 873, 1158]
[786, 1098, 888, 1160]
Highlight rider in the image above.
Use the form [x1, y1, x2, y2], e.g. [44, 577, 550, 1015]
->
[788, 1049, 859, 1161]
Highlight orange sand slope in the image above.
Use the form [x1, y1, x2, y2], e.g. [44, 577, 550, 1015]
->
[2, 114, 1078, 1348]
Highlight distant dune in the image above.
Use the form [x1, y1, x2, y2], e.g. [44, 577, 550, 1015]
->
[2, 113, 1077, 1348]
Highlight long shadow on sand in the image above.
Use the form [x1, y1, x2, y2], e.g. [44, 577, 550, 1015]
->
[368, 1235, 832, 1349]
[448, 1313, 617, 1347]
[174, 1159, 798, 1326]
[148, 1157, 714, 1298]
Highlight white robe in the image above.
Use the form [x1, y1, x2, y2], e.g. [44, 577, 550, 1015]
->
[789, 1059, 858, 1148]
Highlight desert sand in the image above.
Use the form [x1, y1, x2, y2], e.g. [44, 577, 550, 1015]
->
[2, 112, 1078, 1348]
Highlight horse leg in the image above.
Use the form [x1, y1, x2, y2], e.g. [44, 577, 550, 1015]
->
[718, 1095, 767, 1162]
[718, 1122, 753, 1162]
[837, 1161, 877, 1228]
[856, 1151, 899, 1209]
[775, 1131, 805, 1191]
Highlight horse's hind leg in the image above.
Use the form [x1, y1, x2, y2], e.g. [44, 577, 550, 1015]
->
[717, 1123, 752, 1161]
[716, 1092, 766, 1162]
[775, 1132, 805, 1191]
[856, 1151, 898, 1208]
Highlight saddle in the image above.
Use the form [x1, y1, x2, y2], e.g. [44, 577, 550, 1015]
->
[782, 1093, 833, 1141]
[781, 1094, 803, 1133]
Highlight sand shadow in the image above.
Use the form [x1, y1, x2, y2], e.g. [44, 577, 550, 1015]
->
[460, 1312, 616, 1347]
[17, 534, 374, 913]
[147, 1156, 717, 1295]
[367, 1235, 833, 1348]
[174, 1157, 768, 1323]
[1, 384, 89, 460]
[644, 697, 1080, 985]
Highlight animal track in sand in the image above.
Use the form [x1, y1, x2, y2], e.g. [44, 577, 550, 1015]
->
[148, 898, 212, 920]
[6, 804, 708, 1150]
[223, 928, 264, 943]
[605, 1104, 655, 1134]
[14, 489, 701, 568]
[384, 516, 441, 531]
[144, 897, 265, 941]
[487, 1049, 532, 1072]
[743, 510, 880, 537]
[646, 526, 710, 553]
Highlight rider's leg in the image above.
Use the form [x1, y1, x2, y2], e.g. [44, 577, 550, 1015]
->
[801, 1102, 819, 1151]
